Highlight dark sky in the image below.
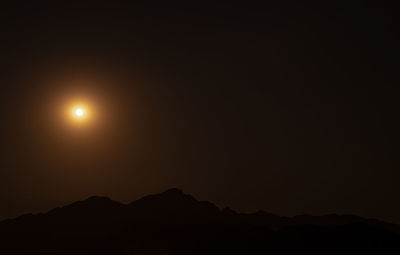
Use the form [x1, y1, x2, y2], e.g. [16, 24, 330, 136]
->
[0, 2, 399, 222]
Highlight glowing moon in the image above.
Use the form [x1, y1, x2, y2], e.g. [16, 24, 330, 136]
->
[75, 108, 84, 117]
[71, 106, 88, 121]
[65, 102, 93, 125]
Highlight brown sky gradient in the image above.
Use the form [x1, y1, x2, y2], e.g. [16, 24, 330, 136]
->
[0, 2, 399, 223]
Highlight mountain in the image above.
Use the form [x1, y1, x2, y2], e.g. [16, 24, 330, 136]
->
[0, 188, 399, 254]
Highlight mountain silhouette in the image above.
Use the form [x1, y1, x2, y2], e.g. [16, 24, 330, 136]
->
[0, 188, 399, 254]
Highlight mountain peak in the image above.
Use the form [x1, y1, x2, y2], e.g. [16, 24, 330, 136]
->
[85, 195, 114, 202]
[161, 188, 185, 195]
[158, 188, 195, 201]
[126, 188, 221, 224]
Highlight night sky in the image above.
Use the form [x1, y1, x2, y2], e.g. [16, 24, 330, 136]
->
[0, 2, 399, 223]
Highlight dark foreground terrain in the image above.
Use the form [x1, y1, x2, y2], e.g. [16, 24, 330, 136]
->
[0, 188, 399, 254]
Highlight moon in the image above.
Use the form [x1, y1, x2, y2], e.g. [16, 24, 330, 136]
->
[71, 106, 88, 121]
[65, 102, 92, 124]
[75, 108, 84, 117]
[61, 94, 99, 127]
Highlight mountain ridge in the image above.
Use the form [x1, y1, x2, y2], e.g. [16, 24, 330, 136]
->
[1, 188, 399, 254]
[1, 188, 399, 230]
